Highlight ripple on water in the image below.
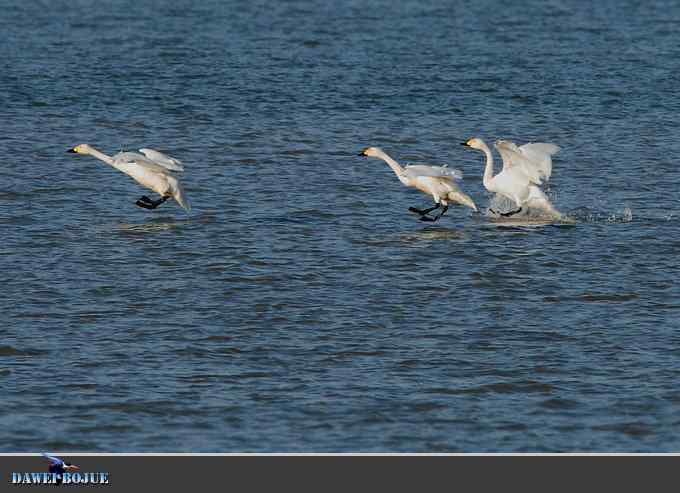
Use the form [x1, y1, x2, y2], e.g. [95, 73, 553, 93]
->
[115, 221, 184, 234]
[426, 381, 555, 396]
[579, 292, 640, 302]
[4, 0, 680, 453]
[591, 422, 655, 438]
[0, 346, 49, 357]
[544, 292, 640, 303]
[399, 228, 467, 242]
[173, 346, 242, 359]
[539, 398, 581, 410]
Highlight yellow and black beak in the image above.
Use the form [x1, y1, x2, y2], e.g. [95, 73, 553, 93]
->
[357, 149, 366, 156]
[460, 141, 470, 147]
[67, 147, 78, 154]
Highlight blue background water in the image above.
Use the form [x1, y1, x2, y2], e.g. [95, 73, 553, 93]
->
[1, 0, 680, 452]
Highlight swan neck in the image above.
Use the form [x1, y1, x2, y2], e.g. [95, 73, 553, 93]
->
[86, 147, 115, 167]
[377, 150, 404, 177]
[481, 143, 495, 190]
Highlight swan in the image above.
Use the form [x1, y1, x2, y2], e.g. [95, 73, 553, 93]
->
[461, 138, 561, 218]
[359, 146, 477, 221]
[67, 144, 190, 211]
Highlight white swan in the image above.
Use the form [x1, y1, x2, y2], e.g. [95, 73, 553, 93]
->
[67, 144, 190, 211]
[359, 146, 477, 221]
[461, 138, 561, 218]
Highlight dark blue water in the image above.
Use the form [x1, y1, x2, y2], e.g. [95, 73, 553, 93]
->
[2, 0, 680, 452]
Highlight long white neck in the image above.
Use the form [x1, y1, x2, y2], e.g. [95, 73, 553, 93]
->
[479, 141, 496, 191]
[375, 149, 404, 178]
[84, 147, 119, 169]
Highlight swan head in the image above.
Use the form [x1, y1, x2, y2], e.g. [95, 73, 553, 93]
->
[67, 144, 93, 155]
[358, 147, 384, 158]
[461, 138, 486, 150]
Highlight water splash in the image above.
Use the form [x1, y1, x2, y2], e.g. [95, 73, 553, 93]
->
[566, 206, 633, 224]
[483, 194, 566, 223]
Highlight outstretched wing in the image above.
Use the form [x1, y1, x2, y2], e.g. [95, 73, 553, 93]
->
[403, 164, 463, 181]
[139, 148, 184, 172]
[517, 143, 559, 182]
[494, 140, 559, 184]
[42, 453, 64, 467]
[112, 152, 175, 175]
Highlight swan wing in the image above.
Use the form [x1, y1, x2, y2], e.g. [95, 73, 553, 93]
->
[517, 143, 559, 182]
[494, 140, 557, 184]
[403, 164, 463, 181]
[113, 152, 174, 175]
[491, 167, 532, 204]
[412, 175, 453, 195]
[139, 148, 184, 172]
[494, 140, 522, 172]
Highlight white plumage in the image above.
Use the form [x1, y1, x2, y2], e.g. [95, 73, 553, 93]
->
[68, 144, 191, 212]
[463, 138, 561, 218]
[359, 146, 477, 221]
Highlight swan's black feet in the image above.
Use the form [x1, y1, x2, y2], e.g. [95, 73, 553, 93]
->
[409, 205, 439, 215]
[135, 195, 169, 210]
[490, 207, 523, 217]
[135, 199, 156, 210]
[500, 207, 522, 217]
[409, 203, 441, 218]
[410, 203, 448, 222]
[135, 197, 153, 209]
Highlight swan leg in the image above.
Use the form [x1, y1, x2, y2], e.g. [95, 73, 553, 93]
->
[418, 204, 448, 222]
[135, 195, 169, 210]
[409, 203, 440, 216]
[432, 204, 449, 221]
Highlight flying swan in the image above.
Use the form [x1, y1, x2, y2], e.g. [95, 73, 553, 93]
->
[67, 144, 190, 211]
[461, 138, 561, 218]
[359, 146, 477, 221]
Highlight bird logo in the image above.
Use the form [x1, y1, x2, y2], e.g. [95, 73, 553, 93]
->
[42, 453, 79, 485]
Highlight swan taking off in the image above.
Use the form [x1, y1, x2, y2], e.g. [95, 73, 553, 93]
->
[461, 138, 561, 218]
[359, 146, 477, 221]
[67, 144, 190, 211]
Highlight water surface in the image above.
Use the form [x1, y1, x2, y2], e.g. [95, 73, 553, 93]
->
[1, 0, 680, 452]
